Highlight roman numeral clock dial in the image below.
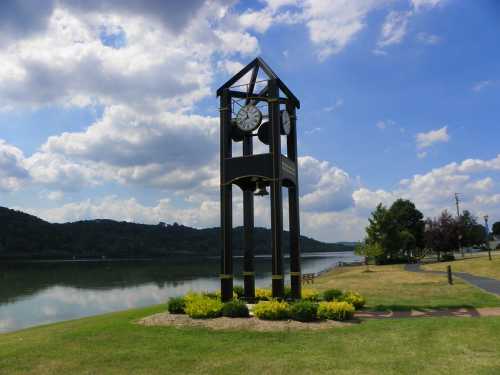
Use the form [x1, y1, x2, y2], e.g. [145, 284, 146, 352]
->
[235, 104, 262, 132]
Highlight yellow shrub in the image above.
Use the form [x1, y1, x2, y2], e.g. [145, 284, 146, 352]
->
[301, 288, 321, 301]
[255, 288, 272, 301]
[184, 294, 223, 319]
[253, 300, 290, 320]
[341, 291, 366, 310]
[317, 301, 355, 321]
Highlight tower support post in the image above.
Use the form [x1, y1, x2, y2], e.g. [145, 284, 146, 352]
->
[243, 134, 255, 300]
[287, 103, 301, 299]
[220, 89, 233, 301]
[269, 79, 284, 298]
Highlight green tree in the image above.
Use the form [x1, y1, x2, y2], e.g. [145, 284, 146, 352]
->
[424, 210, 457, 261]
[355, 241, 383, 271]
[365, 199, 424, 263]
[492, 221, 500, 237]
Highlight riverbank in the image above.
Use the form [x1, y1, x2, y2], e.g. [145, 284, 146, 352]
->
[2, 263, 500, 374]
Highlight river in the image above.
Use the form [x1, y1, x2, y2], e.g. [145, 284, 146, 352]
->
[0, 251, 361, 333]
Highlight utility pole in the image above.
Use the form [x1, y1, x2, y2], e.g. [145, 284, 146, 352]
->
[484, 215, 492, 261]
[454, 193, 464, 258]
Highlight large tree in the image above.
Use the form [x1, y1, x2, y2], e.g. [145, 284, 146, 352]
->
[492, 221, 500, 237]
[424, 210, 458, 260]
[458, 210, 486, 247]
[365, 199, 425, 263]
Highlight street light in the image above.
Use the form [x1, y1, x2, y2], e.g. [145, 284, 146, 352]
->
[484, 215, 492, 261]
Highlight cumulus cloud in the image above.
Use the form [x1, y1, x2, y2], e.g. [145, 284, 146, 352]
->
[299, 156, 356, 212]
[0, 3, 257, 111]
[416, 32, 441, 44]
[377, 10, 411, 48]
[0, 140, 30, 191]
[416, 126, 450, 149]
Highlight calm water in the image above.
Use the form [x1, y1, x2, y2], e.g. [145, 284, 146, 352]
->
[0, 252, 360, 333]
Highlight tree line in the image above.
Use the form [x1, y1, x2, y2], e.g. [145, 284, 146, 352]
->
[0, 206, 353, 259]
[356, 198, 497, 264]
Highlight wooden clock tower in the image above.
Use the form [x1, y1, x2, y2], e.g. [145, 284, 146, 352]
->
[217, 57, 301, 301]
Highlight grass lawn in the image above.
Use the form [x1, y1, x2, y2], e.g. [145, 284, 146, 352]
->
[1, 305, 500, 375]
[311, 264, 500, 310]
[423, 252, 500, 280]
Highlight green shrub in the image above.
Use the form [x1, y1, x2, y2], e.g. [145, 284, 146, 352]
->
[255, 288, 272, 301]
[184, 294, 223, 319]
[284, 285, 292, 299]
[221, 300, 249, 318]
[317, 301, 355, 321]
[202, 290, 237, 300]
[341, 291, 366, 310]
[233, 285, 244, 299]
[322, 289, 343, 302]
[167, 296, 186, 314]
[301, 288, 321, 301]
[289, 300, 318, 322]
[253, 300, 290, 320]
[441, 254, 455, 262]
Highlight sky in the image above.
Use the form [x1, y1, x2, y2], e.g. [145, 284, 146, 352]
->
[0, 0, 499, 242]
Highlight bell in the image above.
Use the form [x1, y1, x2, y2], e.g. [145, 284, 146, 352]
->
[254, 181, 269, 197]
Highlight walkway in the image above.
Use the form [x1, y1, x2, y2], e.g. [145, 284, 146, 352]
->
[356, 307, 500, 319]
[405, 263, 500, 296]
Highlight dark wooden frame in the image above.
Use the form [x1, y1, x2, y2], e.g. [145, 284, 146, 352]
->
[217, 57, 301, 301]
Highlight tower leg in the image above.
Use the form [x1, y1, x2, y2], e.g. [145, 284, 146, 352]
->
[243, 189, 255, 300]
[220, 184, 233, 301]
[289, 185, 301, 299]
[270, 179, 284, 298]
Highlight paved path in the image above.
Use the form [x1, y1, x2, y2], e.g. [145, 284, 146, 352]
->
[356, 307, 500, 320]
[405, 263, 500, 296]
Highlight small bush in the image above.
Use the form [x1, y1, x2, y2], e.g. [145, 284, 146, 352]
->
[221, 300, 250, 318]
[185, 295, 223, 319]
[202, 290, 237, 300]
[233, 285, 244, 299]
[301, 288, 321, 301]
[253, 300, 290, 320]
[322, 289, 343, 302]
[317, 301, 355, 321]
[289, 300, 318, 322]
[341, 291, 366, 310]
[167, 296, 186, 314]
[284, 285, 292, 299]
[255, 288, 272, 301]
[441, 253, 455, 262]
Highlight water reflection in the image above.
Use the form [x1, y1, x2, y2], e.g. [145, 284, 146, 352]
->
[0, 252, 360, 333]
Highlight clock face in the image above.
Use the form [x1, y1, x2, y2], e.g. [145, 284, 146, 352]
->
[235, 104, 262, 132]
[281, 110, 291, 135]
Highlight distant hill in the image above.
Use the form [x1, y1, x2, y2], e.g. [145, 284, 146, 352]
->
[0, 207, 354, 259]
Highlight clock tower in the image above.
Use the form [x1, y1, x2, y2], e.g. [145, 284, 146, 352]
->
[216, 57, 301, 301]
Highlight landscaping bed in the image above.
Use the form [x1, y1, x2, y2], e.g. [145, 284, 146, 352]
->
[137, 312, 354, 331]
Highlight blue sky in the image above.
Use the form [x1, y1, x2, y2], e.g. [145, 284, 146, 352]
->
[0, 0, 499, 241]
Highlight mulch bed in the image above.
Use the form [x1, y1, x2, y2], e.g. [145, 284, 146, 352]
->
[137, 307, 500, 332]
[137, 313, 355, 332]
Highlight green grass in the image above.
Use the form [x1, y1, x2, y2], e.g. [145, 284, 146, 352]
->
[1, 305, 500, 375]
[423, 253, 500, 280]
[311, 264, 500, 310]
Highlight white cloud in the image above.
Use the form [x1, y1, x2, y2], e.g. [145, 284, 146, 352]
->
[417, 151, 427, 159]
[299, 156, 356, 212]
[416, 126, 450, 149]
[0, 140, 30, 191]
[323, 98, 344, 112]
[467, 177, 494, 192]
[411, 0, 444, 11]
[377, 10, 411, 48]
[472, 80, 494, 92]
[416, 32, 441, 44]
